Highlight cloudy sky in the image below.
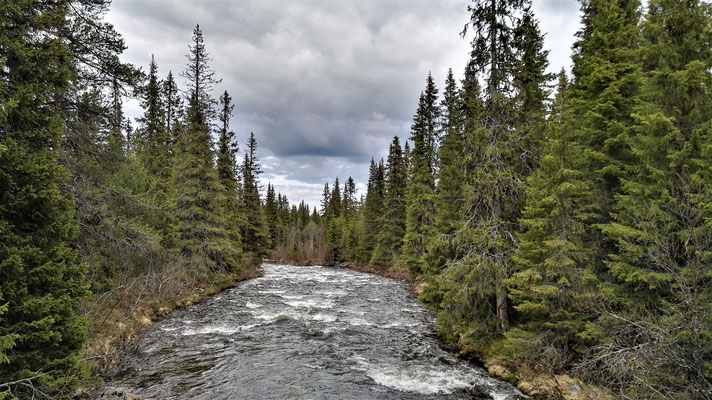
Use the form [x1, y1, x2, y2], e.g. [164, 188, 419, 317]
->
[108, 0, 581, 207]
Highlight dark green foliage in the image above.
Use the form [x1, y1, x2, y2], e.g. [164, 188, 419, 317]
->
[325, 178, 343, 260]
[437, 0, 547, 337]
[504, 72, 599, 370]
[371, 137, 407, 268]
[215, 91, 244, 269]
[570, 0, 642, 202]
[265, 184, 279, 247]
[136, 55, 170, 179]
[163, 71, 184, 143]
[341, 177, 360, 261]
[401, 74, 439, 275]
[0, 1, 89, 396]
[591, 0, 712, 396]
[426, 70, 466, 274]
[358, 159, 385, 265]
[173, 26, 242, 272]
[420, 70, 469, 306]
[512, 7, 552, 172]
[241, 132, 270, 260]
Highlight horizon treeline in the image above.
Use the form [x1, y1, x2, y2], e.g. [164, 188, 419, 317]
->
[1, 1, 272, 397]
[273, 0, 712, 397]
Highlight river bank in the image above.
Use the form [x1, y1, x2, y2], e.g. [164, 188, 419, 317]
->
[77, 263, 262, 398]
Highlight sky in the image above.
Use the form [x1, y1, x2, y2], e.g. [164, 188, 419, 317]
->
[107, 0, 582, 207]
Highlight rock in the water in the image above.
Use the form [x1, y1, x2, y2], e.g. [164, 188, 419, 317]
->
[467, 384, 494, 399]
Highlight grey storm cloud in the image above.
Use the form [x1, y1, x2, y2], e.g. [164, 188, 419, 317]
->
[108, 0, 581, 206]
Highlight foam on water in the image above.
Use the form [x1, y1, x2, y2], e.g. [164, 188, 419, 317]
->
[181, 324, 253, 336]
[307, 313, 337, 323]
[278, 294, 305, 300]
[245, 301, 261, 309]
[351, 357, 481, 396]
[283, 298, 334, 309]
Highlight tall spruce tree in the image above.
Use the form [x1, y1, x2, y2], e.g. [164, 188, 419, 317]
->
[320, 183, 331, 216]
[341, 177, 360, 261]
[326, 177, 343, 261]
[136, 55, 169, 178]
[328, 177, 342, 219]
[371, 137, 407, 268]
[438, 0, 547, 337]
[172, 25, 241, 271]
[358, 159, 385, 264]
[570, 0, 642, 228]
[342, 177, 357, 217]
[265, 183, 279, 247]
[0, 1, 88, 396]
[163, 70, 184, 144]
[512, 7, 552, 172]
[593, 0, 712, 396]
[241, 132, 270, 260]
[421, 69, 470, 306]
[106, 73, 127, 167]
[427, 69, 466, 273]
[216, 90, 244, 267]
[504, 72, 599, 370]
[401, 74, 439, 275]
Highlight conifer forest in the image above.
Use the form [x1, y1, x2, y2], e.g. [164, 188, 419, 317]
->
[1, 0, 711, 399]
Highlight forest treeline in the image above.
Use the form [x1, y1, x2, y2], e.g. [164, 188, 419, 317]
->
[0, 1, 273, 398]
[272, 0, 712, 398]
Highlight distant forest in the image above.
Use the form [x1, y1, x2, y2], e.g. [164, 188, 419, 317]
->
[1, 0, 711, 399]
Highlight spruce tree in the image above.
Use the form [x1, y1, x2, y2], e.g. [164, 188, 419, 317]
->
[172, 25, 241, 271]
[594, 0, 712, 395]
[342, 177, 357, 217]
[181, 24, 220, 123]
[320, 183, 331, 217]
[136, 55, 169, 178]
[0, 1, 88, 396]
[512, 7, 552, 172]
[216, 90, 244, 267]
[371, 137, 407, 268]
[427, 70, 466, 272]
[439, 0, 547, 336]
[106, 72, 127, 167]
[570, 0, 642, 221]
[358, 159, 385, 264]
[163, 71, 184, 143]
[133, 56, 177, 248]
[341, 177, 360, 261]
[265, 183, 279, 247]
[401, 74, 439, 275]
[241, 132, 270, 260]
[504, 72, 598, 369]
[326, 178, 343, 260]
[328, 177, 342, 219]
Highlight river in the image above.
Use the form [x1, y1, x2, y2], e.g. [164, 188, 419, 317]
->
[100, 263, 523, 399]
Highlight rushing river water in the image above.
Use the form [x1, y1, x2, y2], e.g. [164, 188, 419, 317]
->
[101, 264, 523, 399]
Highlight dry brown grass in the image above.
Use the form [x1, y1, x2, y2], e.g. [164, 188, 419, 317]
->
[77, 260, 261, 396]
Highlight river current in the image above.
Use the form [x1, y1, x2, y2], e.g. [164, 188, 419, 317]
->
[101, 264, 523, 399]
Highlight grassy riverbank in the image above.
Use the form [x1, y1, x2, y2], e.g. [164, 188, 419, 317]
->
[77, 262, 261, 397]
